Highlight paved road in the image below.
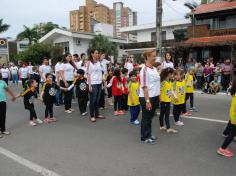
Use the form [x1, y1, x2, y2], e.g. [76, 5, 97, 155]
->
[0, 85, 235, 176]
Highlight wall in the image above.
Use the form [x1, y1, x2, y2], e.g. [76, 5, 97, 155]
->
[72, 38, 90, 55]
[137, 30, 153, 42]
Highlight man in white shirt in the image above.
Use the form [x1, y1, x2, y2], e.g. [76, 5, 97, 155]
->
[10, 63, 19, 85]
[39, 58, 52, 83]
[27, 62, 33, 75]
[100, 53, 110, 75]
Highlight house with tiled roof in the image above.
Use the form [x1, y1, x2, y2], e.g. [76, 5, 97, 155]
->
[184, 0, 236, 64]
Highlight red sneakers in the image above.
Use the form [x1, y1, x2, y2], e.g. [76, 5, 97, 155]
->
[217, 148, 234, 157]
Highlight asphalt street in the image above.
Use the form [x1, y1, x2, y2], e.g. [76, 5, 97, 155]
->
[0, 85, 235, 176]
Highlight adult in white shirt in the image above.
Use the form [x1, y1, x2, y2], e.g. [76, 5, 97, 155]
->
[161, 52, 174, 69]
[27, 62, 33, 75]
[1, 64, 10, 85]
[100, 53, 110, 75]
[54, 57, 64, 105]
[19, 63, 29, 88]
[10, 63, 19, 85]
[139, 50, 160, 144]
[60, 53, 75, 113]
[39, 58, 52, 83]
[124, 55, 134, 75]
[87, 49, 104, 122]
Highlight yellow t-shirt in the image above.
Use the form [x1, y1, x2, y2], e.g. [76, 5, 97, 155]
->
[185, 74, 194, 93]
[172, 80, 186, 105]
[160, 81, 172, 103]
[230, 93, 236, 125]
[127, 82, 140, 106]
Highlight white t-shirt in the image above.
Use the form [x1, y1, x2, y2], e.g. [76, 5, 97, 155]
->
[139, 66, 160, 98]
[125, 62, 134, 74]
[10, 66, 18, 75]
[27, 65, 33, 74]
[55, 62, 63, 82]
[100, 59, 110, 74]
[87, 61, 103, 85]
[39, 64, 52, 82]
[75, 61, 82, 70]
[19, 67, 29, 79]
[1, 68, 10, 78]
[162, 61, 174, 69]
[62, 63, 75, 81]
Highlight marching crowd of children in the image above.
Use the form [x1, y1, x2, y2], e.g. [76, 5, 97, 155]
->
[0, 50, 235, 158]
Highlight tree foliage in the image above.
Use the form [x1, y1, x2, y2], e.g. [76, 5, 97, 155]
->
[0, 19, 10, 34]
[16, 43, 63, 65]
[37, 22, 59, 37]
[17, 25, 39, 45]
[173, 29, 187, 42]
[88, 34, 118, 57]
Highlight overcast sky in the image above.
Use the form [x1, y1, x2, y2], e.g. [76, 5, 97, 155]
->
[0, 0, 196, 38]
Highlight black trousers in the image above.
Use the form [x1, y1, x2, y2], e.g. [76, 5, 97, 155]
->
[0, 102, 7, 132]
[25, 106, 37, 121]
[22, 78, 28, 88]
[159, 102, 171, 129]
[122, 94, 128, 111]
[140, 96, 159, 141]
[114, 95, 122, 111]
[78, 98, 87, 114]
[222, 124, 236, 149]
[63, 81, 73, 110]
[222, 74, 230, 91]
[45, 102, 54, 118]
[3, 78, 8, 85]
[173, 104, 183, 122]
[99, 89, 105, 108]
[183, 93, 194, 113]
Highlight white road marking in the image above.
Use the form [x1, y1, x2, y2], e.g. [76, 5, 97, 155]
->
[156, 113, 228, 124]
[0, 147, 62, 176]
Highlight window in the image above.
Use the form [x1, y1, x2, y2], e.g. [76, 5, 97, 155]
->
[162, 31, 166, 41]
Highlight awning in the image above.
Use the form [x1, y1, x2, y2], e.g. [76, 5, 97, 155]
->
[183, 35, 236, 47]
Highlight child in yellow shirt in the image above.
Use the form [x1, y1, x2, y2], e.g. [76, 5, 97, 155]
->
[160, 68, 177, 134]
[172, 69, 185, 126]
[128, 71, 140, 125]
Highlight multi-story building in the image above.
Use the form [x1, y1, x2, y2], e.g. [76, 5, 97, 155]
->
[70, 0, 137, 38]
[70, 0, 112, 33]
[183, 0, 236, 63]
[113, 2, 137, 38]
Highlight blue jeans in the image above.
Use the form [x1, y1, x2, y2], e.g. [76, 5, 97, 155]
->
[89, 84, 102, 118]
[196, 76, 202, 89]
[130, 105, 140, 122]
[56, 89, 63, 105]
[12, 74, 18, 85]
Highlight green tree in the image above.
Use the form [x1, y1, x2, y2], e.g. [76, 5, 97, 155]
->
[17, 25, 39, 45]
[37, 22, 59, 37]
[16, 43, 63, 64]
[88, 34, 118, 58]
[173, 29, 187, 42]
[0, 19, 10, 34]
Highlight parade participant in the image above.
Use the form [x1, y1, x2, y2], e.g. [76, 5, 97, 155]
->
[40, 73, 68, 123]
[183, 67, 197, 115]
[122, 68, 129, 111]
[159, 68, 177, 133]
[30, 66, 40, 93]
[27, 62, 33, 75]
[1, 64, 10, 85]
[55, 56, 64, 106]
[128, 71, 140, 125]
[217, 77, 236, 157]
[139, 50, 160, 144]
[107, 68, 124, 116]
[60, 53, 76, 114]
[172, 69, 185, 126]
[17, 79, 43, 126]
[161, 52, 174, 69]
[0, 73, 16, 137]
[39, 58, 52, 84]
[124, 55, 134, 75]
[19, 63, 30, 88]
[87, 49, 105, 122]
[106, 68, 113, 106]
[10, 63, 19, 85]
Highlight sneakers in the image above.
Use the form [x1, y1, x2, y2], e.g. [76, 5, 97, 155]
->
[114, 111, 119, 116]
[44, 118, 51, 124]
[118, 111, 125, 115]
[96, 115, 105, 119]
[150, 135, 157, 141]
[142, 138, 156, 145]
[182, 112, 192, 116]
[167, 128, 178, 134]
[90, 117, 96, 123]
[217, 148, 234, 157]
[131, 120, 140, 125]
[29, 121, 37, 126]
[175, 121, 184, 126]
[82, 112, 88, 116]
[1, 131, 10, 135]
[160, 126, 167, 131]
[49, 117, 57, 122]
[70, 108, 75, 112]
[34, 118, 43, 124]
[189, 107, 198, 112]
[65, 110, 72, 114]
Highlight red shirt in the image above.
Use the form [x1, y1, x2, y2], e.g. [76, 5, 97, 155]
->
[112, 76, 123, 96]
[122, 77, 129, 95]
[136, 74, 140, 83]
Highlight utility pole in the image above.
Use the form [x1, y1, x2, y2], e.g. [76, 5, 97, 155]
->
[156, 0, 162, 61]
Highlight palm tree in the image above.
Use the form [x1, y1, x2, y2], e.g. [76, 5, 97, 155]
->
[0, 19, 10, 34]
[17, 25, 39, 45]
